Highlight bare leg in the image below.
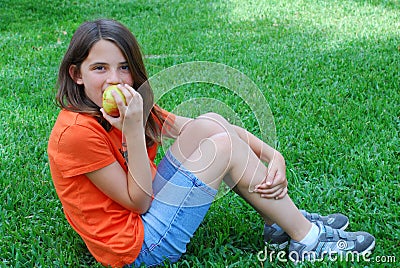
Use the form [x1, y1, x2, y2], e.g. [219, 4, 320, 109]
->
[169, 113, 311, 241]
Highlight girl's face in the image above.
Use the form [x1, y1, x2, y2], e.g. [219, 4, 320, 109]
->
[71, 39, 133, 107]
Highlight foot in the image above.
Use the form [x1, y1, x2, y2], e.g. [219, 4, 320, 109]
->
[264, 210, 349, 249]
[288, 222, 375, 262]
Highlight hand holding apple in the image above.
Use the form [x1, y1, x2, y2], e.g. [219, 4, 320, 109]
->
[102, 85, 127, 117]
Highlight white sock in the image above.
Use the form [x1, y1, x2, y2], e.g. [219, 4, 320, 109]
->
[299, 223, 320, 249]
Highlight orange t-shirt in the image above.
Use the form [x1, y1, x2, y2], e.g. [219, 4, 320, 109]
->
[47, 108, 175, 267]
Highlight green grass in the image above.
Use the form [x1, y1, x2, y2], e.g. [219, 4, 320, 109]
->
[1, 0, 399, 267]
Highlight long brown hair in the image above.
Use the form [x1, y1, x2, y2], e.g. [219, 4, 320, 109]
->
[57, 19, 164, 146]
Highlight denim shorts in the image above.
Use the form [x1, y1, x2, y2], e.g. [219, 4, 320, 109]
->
[130, 149, 218, 267]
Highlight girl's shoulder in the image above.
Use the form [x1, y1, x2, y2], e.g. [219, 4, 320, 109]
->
[58, 109, 98, 124]
[48, 110, 120, 179]
[53, 109, 105, 132]
[49, 109, 112, 146]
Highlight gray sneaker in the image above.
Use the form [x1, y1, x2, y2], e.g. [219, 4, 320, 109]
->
[263, 224, 289, 249]
[300, 210, 349, 230]
[264, 210, 349, 249]
[288, 222, 375, 262]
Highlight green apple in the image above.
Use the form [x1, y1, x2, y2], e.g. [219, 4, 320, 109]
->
[102, 85, 126, 117]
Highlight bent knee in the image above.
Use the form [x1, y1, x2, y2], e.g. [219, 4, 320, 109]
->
[206, 132, 239, 156]
[181, 113, 228, 138]
[198, 112, 229, 127]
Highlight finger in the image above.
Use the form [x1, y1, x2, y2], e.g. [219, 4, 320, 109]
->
[111, 89, 128, 111]
[101, 108, 119, 123]
[254, 184, 265, 191]
[258, 184, 284, 195]
[257, 177, 281, 190]
[256, 173, 288, 191]
[277, 187, 288, 199]
[260, 188, 282, 199]
[119, 83, 139, 99]
[271, 174, 287, 188]
[114, 84, 131, 103]
[273, 188, 287, 200]
[256, 182, 272, 193]
[254, 181, 274, 191]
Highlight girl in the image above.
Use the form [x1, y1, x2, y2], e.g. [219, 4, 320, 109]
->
[48, 19, 375, 267]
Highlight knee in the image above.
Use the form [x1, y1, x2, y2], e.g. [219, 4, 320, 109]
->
[206, 131, 242, 157]
[198, 112, 229, 128]
[182, 113, 228, 139]
[208, 132, 232, 152]
[197, 112, 234, 135]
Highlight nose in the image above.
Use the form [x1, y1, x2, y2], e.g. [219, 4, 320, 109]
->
[107, 68, 122, 85]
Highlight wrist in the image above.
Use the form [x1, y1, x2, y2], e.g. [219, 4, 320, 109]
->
[261, 146, 279, 163]
[124, 132, 146, 150]
[270, 150, 284, 163]
[123, 123, 145, 137]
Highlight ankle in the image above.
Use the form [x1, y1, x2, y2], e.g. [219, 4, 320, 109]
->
[289, 222, 313, 242]
[296, 223, 320, 250]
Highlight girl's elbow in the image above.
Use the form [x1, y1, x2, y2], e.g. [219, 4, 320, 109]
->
[130, 195, 152, 214]
[137, 199, 151, 214]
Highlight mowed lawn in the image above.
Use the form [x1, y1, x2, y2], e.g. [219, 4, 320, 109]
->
[0, 0, 399, 267]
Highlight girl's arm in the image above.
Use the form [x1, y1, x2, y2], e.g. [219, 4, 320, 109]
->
[86, 85, 153, 214]
[232, 125, 277, 162]
[232, 125, 288, 199]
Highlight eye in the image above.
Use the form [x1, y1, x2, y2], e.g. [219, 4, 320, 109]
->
[92, 65, 105, 71]
[120, 64, 129, 71]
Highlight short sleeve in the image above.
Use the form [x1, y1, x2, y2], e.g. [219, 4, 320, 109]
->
[54, 125, 116, 178]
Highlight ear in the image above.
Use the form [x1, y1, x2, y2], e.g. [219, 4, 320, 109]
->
[69, 65, 83, 85]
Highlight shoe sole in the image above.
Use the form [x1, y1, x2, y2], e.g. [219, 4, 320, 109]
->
[339, 221, 349, 230]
